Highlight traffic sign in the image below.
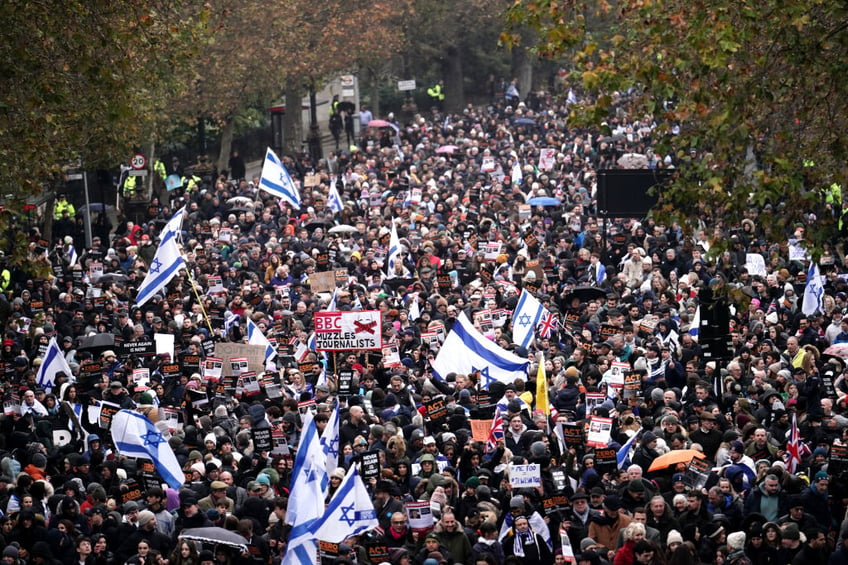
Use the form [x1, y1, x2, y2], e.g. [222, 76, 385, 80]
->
[397, 80, 417, 91]
[131, 154, 147, 170]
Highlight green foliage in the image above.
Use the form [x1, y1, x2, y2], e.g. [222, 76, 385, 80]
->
[506, 0, 848, 253]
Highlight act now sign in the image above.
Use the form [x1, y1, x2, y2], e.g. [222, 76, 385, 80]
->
[313, 311, 382, 351]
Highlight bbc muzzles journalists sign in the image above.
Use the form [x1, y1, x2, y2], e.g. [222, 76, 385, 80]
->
[313, 311, 382, 351]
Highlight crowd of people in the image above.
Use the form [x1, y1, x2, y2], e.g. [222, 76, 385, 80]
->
[2, 84, 847, 565]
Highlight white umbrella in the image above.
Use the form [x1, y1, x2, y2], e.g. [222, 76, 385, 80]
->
[329, 225, 358, 234]
[226, 196, 254, 207]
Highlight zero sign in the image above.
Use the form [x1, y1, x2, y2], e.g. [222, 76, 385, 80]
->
[131, 154, 147, 170]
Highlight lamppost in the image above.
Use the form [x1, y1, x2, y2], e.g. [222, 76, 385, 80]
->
[306, 84, 323, 162]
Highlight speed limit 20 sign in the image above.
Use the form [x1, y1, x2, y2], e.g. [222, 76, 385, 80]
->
[131, 154, 147, 170]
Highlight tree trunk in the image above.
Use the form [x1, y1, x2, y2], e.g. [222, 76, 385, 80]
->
[443, 46, 464, 114]
[512, 45, 533, 103]
[217, 116, 234, 175]
[283, 79, 304, 156]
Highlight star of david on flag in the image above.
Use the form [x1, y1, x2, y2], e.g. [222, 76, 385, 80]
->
[431, 312, 529, 387]
[512, 288, 547, 348]
[111, 410, 184, 489]
[259, 147, 301, 210]
[310, 465, 378, 542]
[135, 229, 185, 307]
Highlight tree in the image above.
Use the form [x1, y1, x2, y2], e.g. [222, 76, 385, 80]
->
[0, 0, 206, 262]
[505, 0, 848, 254]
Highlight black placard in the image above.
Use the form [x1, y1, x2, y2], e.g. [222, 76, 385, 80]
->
[594, 448, 617, 475]
[180, 354, 201, 376]
[542, 494, 570, 515]
[123, 338, 156, 357]
[425, 396, 448, 422]
[253, 428, 273, 452]
[337, 370, 354, 396]
[360, 451, 381, 480]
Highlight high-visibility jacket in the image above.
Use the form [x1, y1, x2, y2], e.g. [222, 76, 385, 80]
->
[124, 175, 137, 197]
[53, 199, 75, 220]
[0, 269, 10, 292]
[154, 159, 167, 180]
[182, 174, 202, 193]
[427, 83, 445, 102]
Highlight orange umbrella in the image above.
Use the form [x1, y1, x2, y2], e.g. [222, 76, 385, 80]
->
[648, 449, 706, 472]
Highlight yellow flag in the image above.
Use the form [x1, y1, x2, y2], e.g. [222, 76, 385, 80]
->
[535, 352, 549, 418]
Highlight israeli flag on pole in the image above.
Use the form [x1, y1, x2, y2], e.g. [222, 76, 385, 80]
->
[689, 306, 701, 342]
[802, 262, 824, 316]
[512, 289, 546, 348]
[319, 401, 340, 490]
[283, 409, 325, 565]
[386, 219, 401, 279]
[111, 410, 185, 489]
[431, 312, 529, 387]
[311, 465, 379, 542]
[135, 229, 185, 307]
[327, 179, 343, 213]
[36, 337, 74, 392]
[287, 409, 328, 526]
[67, 245, 78, 267]
[260, 147, 301, 210]
[245, 317, 276, 364]
[512, 159, 523, 185]
[163, 205, 186, 239]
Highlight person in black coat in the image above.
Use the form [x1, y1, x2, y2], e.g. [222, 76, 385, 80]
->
[501, 515, 553, 565]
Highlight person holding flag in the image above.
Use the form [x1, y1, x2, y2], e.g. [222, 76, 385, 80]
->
[135, 227, 185, 307]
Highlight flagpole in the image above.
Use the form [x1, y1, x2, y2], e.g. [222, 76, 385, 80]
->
[184, 265, 214, 334]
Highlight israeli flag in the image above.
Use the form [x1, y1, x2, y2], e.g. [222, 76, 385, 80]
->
[111, 410, 185, 489]
[617, 428, 642, 469]
[386, 219, 401, 279]
[689, 306, 701, 342]
[311, 465, 378, 543]
[327, 179, 343, 213]
[245, 317, 276, 364]
[326, 288, 338, 312]
[135, 229, 185, 307]
[36, 337, 74, 392]
[163, 206, 186, 239]
[431, 312, 529, 387]
[512, 289, 546, 348]
[319, 402, 340, 489]
[260, 147, 301, 210]
[67, 245, 78, 267]
[283, 410, 325, 565]
[224, 314, 240, 334]
[802, 262, 824, 316]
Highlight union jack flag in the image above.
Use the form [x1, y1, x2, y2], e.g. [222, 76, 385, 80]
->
[486, 407, 504, 453]
[784, 412, 810, 473]
[538, 311, 558, 339]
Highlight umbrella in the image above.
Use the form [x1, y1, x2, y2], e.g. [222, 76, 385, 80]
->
[226, 196, 254, 207]
[305, 220, 331, 232]
[77, 333, 116, 354]
[76, 203, 115, 215]
[367, 119, 392, 128]
[227, 207, 251, 215]
[824, 343, 848, 359]
[329, 224, 358, 234]
[435, 145, 459, 154]
[562, 286, 607, 304]
[337, 101, 356, 114]
[513, 117, 536, 126]
[179, 527, 249, 552]
[383, 277, 416, 290]
[99, 273, 129, 284]
[648, 449, 706, 472]
[617, 153, 649, 168]
[527, 196, 561, 207]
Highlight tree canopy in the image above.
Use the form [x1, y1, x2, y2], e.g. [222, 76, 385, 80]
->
[505, 0, 848, 253]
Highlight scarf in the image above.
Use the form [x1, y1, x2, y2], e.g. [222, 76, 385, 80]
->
[513, 525, 536, 557]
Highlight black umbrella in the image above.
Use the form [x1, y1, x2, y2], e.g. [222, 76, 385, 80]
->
[227, 206, 251, 215]
[383, 277, 416, 290]
[562, 286, 607, 304]
[99, 273, 129, 284]
[305, 220, 332, 231]
[337, 101, 356, 114]
[77, 333, 116, 354]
